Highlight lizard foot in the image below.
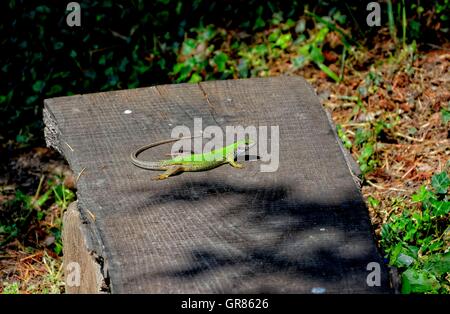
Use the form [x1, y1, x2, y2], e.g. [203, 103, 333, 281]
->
[229, 160, 244, 169]
[152, 174, 169, 180]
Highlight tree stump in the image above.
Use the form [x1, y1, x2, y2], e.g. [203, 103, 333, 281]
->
[44, 76, 393, 293]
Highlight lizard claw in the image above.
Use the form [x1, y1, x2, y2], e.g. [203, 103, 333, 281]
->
[152, 174, 168, 180]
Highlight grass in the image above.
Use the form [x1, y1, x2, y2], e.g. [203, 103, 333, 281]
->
[381, 170, 450, 293]
[0, 175, 74, 253]
[0, 148, 74, 294]
[329, 37, 449, 292]
[170, 11, 350, 83]
[1, 251, 64, 294]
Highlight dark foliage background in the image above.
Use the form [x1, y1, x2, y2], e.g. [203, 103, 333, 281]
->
[1, 0, 447, 146]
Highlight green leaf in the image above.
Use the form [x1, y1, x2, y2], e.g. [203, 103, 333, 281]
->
[53, 42, 64, 50]
[268, 29, 281, 43]
[291, 56, 305, 70]
[174, 63, 193, 82]
[32, 80, 44, 92]
[237, 58, 249, 78]
[314, 27, 329, 44]
[317, 63, 340, 83]
[35, 5, 51, 13]
[172, 62, 184, 75]
[16, 134, 29, 144]
[104, 67, 114, 76]
[37, 211, 45, 221]
[423, 252, 450, 276]
[181, 39, 196, 56]
[406, 245, 419, 259]
[213, 52, 228, 72]
[2, 282, 20, 294]
[310, 46, 324, 64]
[118, 57, 129, 72]
[428, 240, 444, 252]
[441, 108, 450, 125]
[430, 199, 450, 216]
[52, 184, 75, 209]
[381, 223, 392, 240]
[358, 143, 376, 174]
[298, 44, 311, 59]
[431, 172, 450, 194]
[401, 268, 440, 294]
[396, 253, 415, 267]
[47, 85, 63, 96]
[198, 26, 217, 42]
[253, 44, 268, 56]
[99, 55, 106, 65]
[253, 17, 265, 29]
[54, 242, 63, 255]
[411, 185, 433, 203]
[358, 143, 374, 163]
[25, 95, 38, 105]
[354, 128, 371, 146]
[15, 190, 33, 209]
[274, 33, 292, 49]
[389, 242, 403, 266]
[418, 235, 434, 254]
[367, 196, 380, 208]
[306, 12, 354, 48]
[188, 72, 202, 83]
[336, 124, 352, 149]
[36, 189, 52, 207]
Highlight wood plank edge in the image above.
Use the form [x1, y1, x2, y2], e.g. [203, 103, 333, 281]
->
[62, 202, 110, 293]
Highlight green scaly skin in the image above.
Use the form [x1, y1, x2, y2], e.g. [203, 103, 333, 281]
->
[131, 137, 253, 180]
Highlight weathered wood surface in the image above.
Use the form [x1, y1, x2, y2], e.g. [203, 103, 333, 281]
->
[44, 76, 392, 293]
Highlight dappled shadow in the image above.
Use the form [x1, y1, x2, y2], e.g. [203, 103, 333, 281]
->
[123, 178, 391, 293]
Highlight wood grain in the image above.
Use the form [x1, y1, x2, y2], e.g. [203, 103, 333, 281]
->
[44, 76, 392, 293]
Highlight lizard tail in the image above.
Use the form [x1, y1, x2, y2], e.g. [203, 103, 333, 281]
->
[130, 135, 200, 170]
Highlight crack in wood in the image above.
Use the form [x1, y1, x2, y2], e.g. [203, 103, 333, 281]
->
[197, 82, 221, 126]
[197, 82, 215, 109]
[154, 85, 164, 97]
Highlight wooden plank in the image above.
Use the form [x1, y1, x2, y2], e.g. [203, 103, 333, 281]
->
[44, 76, 392, 293]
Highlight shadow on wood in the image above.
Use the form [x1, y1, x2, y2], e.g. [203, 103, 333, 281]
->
[124, 179, 391, 293]
[44, 76, 393, 293]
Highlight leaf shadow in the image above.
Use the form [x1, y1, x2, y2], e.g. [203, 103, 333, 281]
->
[126, 178, 391, 293]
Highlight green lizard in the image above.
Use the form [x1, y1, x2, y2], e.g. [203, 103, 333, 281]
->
[130, 136, 255, 180]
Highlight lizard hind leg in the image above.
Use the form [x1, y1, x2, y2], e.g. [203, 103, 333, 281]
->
[152, 165, 184, 180]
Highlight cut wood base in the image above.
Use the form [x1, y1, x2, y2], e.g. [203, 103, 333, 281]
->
[63, 202, 109, 293]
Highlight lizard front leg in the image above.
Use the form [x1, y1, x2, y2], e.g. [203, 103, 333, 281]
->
[152, 165, 184, 180]
[227, 157, 243, 169]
